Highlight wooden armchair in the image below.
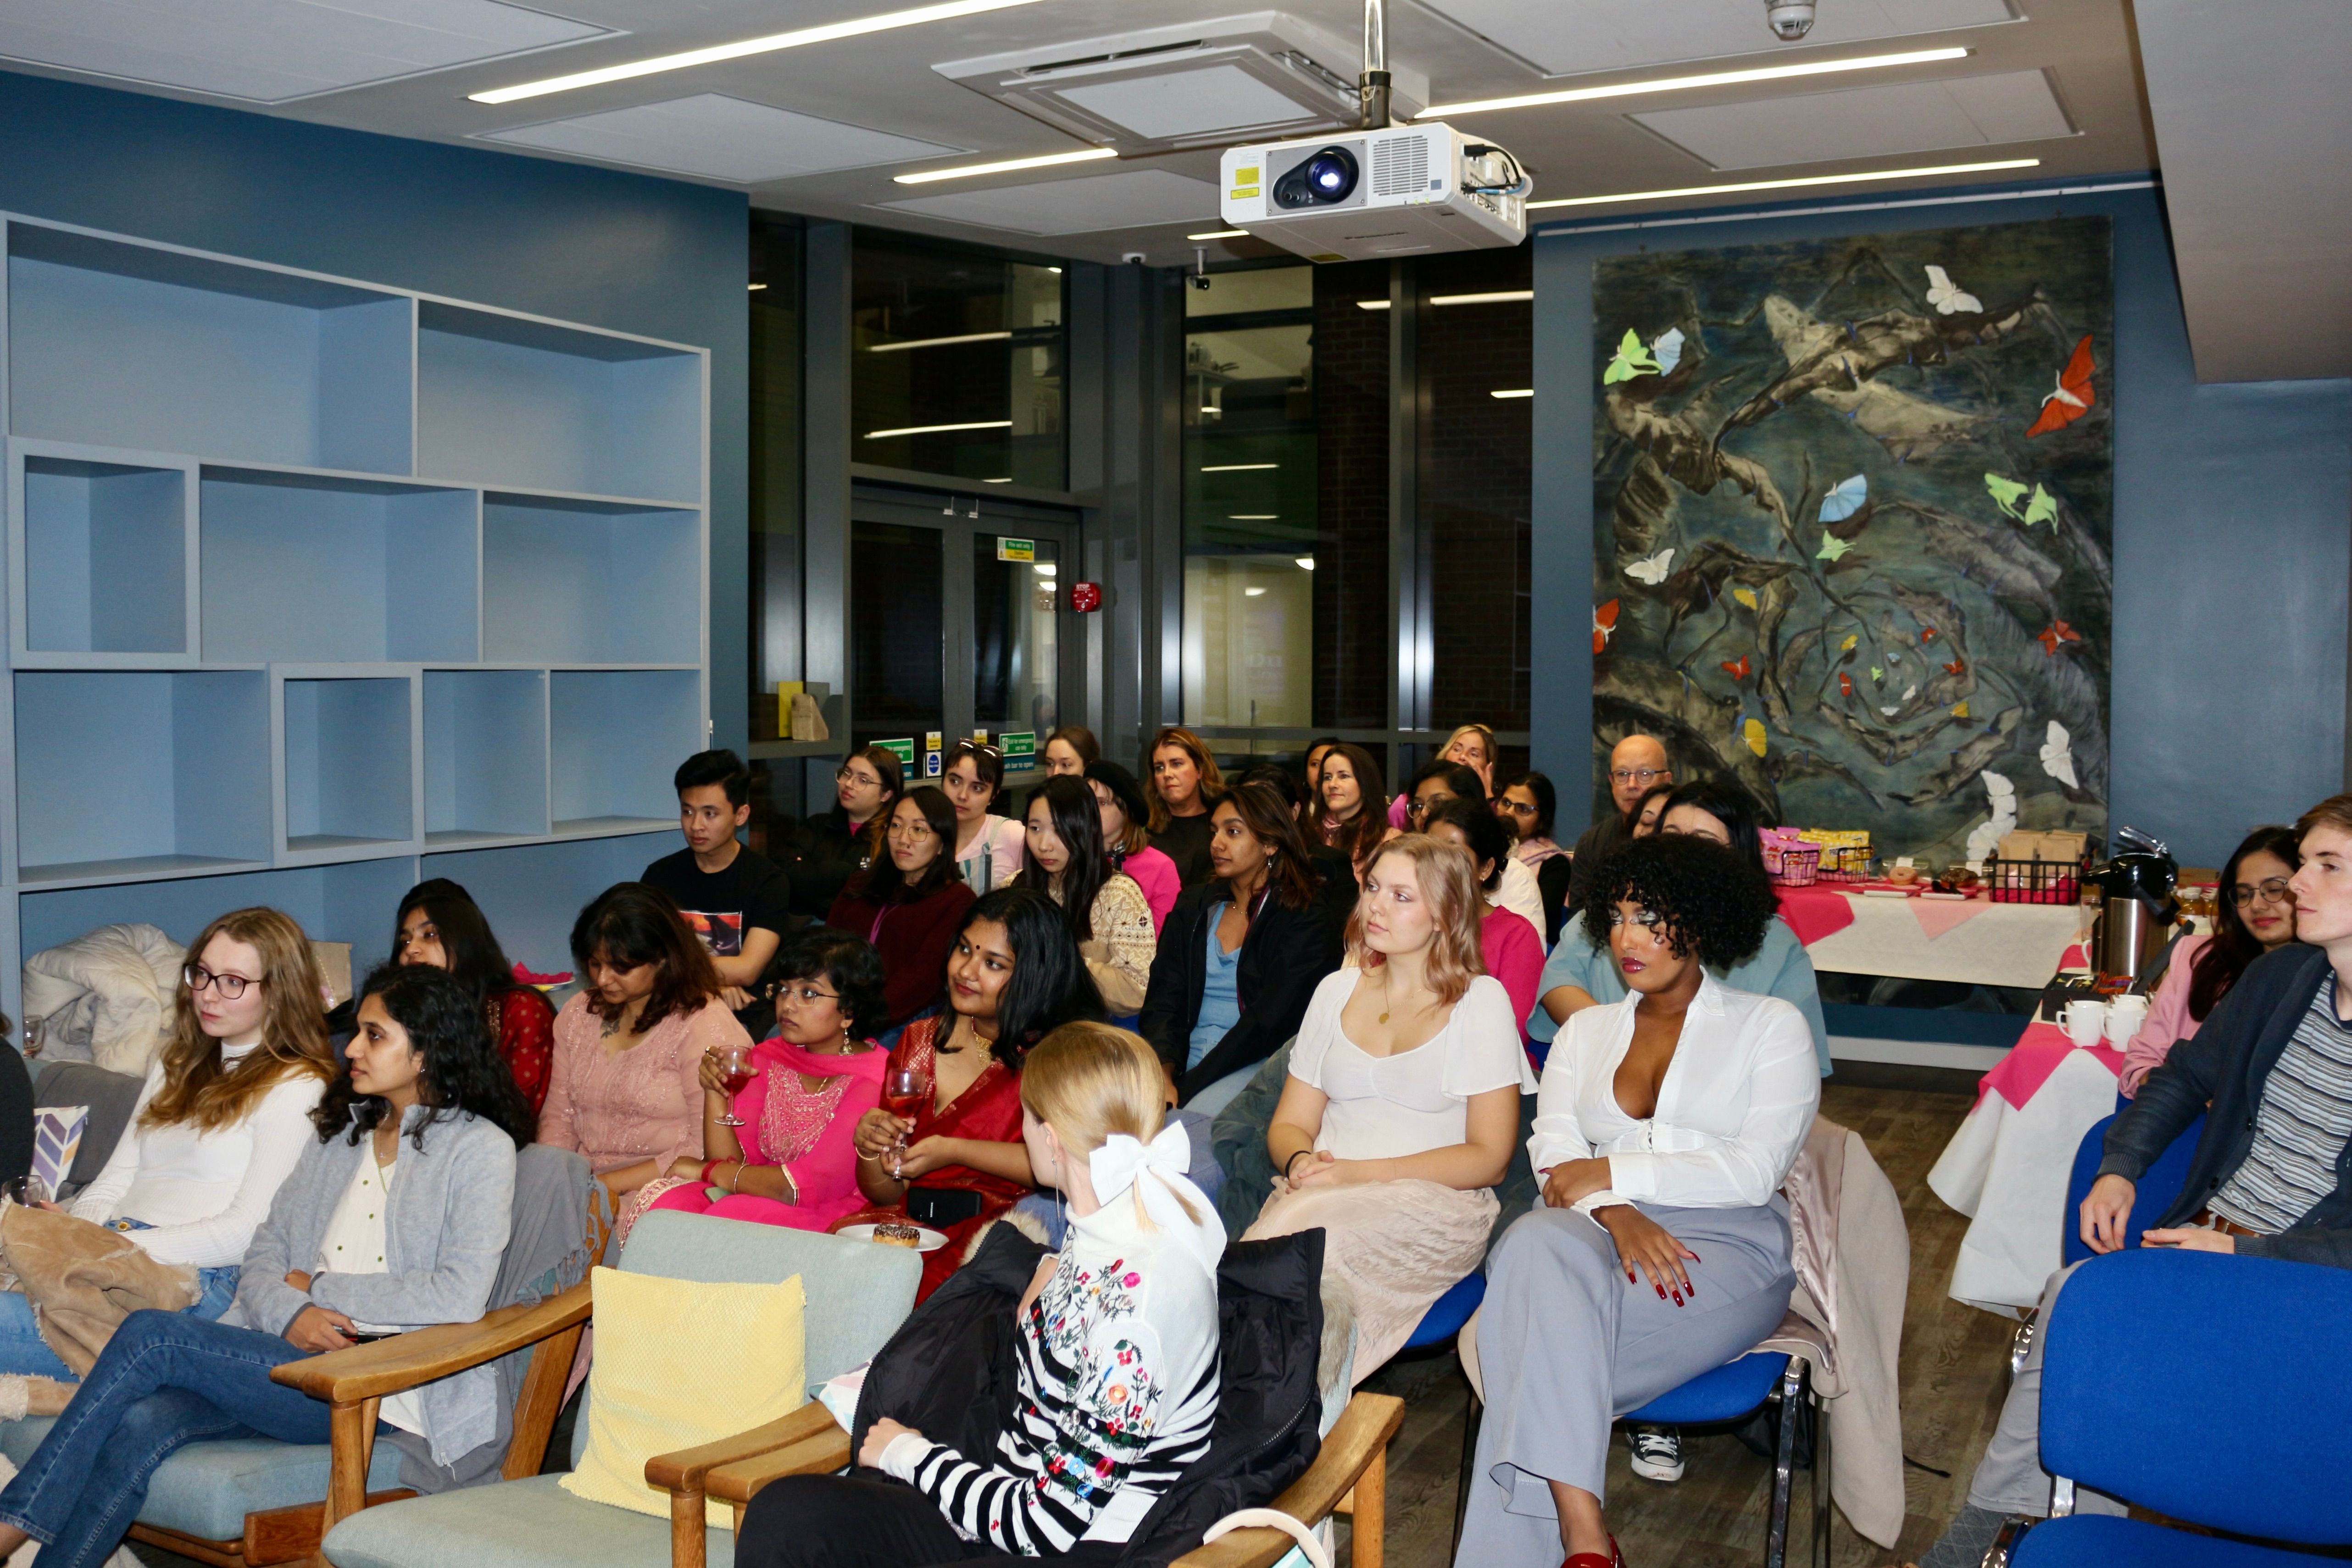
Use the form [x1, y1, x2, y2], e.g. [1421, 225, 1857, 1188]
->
[638, 1392, 1408, 1568]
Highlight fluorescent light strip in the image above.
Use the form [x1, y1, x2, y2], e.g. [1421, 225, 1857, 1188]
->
[1356, 299, 1392, 311]
[1527, 157, 2041, 209]
[748, 283, 767, 291]
[1230, 514, 1279, 520]
[866, 330, 1012, 353]
[1431, 290, 1533, 306]
[894, 147, 1115, 185]
[863, 419, 1012, 439]
[1188, 228, 1250, 240]
[1295, 557, 1315, 570]
[1490, 388, 1534, 399]
[1201, 463, 1278, 472]
[471, 0, 1052, 103]
[1417, 45, 1969, 117]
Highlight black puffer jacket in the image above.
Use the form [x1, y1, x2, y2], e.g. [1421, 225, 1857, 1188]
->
[854, 1222, 1329, 1568]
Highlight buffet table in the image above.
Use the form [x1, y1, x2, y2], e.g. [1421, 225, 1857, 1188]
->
[1927, 1015, 2123, 1314]
[1777, 883, 2095, 990]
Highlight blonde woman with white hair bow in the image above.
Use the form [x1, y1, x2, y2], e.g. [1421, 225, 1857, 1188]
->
[738, 1022, 1223, 1564]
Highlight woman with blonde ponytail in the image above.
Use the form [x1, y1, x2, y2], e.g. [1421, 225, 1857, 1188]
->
[738, 1022, 1225, 1566]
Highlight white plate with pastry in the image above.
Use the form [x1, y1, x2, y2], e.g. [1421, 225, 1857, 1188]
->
[838, 1222, 949, 1252]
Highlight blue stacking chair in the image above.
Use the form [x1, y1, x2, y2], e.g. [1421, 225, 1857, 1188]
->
[1623, 1351, 1825, 1568]
[1401, 1272, 1487, 1548]
[2013, 1249, 2352, 1565]
[2060, 1111, 2207, 1266]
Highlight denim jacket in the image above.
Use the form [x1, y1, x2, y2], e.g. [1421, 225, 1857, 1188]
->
[225, 1106, 517, 1463]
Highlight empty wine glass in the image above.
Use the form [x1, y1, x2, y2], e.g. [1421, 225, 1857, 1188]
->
[20, 1013, 43, 1061]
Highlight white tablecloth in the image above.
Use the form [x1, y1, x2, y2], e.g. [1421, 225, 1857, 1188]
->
[1802, 897, 2093, 990]
[1928, 1044, 2122, 1314]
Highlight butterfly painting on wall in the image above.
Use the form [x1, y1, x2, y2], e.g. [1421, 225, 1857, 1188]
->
[1589, 216, 2113, 863]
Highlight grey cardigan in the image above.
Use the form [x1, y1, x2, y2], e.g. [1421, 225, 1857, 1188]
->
[225, 1106, 517, 1464]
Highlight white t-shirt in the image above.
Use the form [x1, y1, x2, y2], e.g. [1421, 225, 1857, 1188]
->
[314, 1150, 424, 1435]
[1287, 971, 1534, 1162]
[67, 1045, 327, 1268]
[1491, 857, 1547, 948]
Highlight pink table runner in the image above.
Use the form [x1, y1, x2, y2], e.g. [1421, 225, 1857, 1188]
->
[1975, 1018, 2124, 1110]
[1775, 884, 1857, 946]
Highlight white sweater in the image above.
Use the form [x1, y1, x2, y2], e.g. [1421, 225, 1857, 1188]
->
[67, 1044, 327, 1268]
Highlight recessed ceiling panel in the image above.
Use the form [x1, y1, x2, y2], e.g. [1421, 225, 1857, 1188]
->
[1417, 0, 2013, 76]
[481, 95, 959, 184]
[878, 169, 1222, 235]
[0, 0, 607, 104]
[1632, 69, 2074, 169]
[1052, 63, 1319, 142]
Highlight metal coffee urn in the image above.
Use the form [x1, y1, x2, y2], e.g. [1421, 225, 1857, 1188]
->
[2089, 827, 2180, 984]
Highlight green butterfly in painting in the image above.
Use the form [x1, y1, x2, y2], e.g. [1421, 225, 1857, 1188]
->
[1984, 473, 2029, 518]
[2022, 484, 2058, 527]
[1817, 531, 1852, 562]
[1603, 328, 1662, 384]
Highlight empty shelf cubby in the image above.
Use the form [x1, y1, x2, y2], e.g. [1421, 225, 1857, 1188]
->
[481, 492, 700, 665]
[19, 856, 421, 967]
[7, 222, 412, 474]
[13, 669, 271, 885]
[417, 302, 701, 503]
[282, 675, 416, 856]
[549, 669, 701, 834]
[424, 669, 549, 845]
[201, 467, 478, 664]
[13, 448, 193, 658]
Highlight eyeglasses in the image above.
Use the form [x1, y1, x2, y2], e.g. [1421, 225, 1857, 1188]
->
[1495, 800, 1538, 818]
[835, 766, 883, 787]
[1609, 767, 1667, 785]
[887, 820, 934, 839]
[2231, 878, 2294, 908]
[1405, 797, 1440, 818]
[776, 983, 843, 1005]
[184, 964, 260, 1000]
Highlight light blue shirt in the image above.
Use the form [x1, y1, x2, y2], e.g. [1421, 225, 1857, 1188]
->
[1188, 902, 1244, 1070]
[1528, 912, 1833, 1076]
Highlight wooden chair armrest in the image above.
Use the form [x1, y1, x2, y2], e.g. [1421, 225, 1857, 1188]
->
[270, 1281, 593, 1404]
[704, 1429, 854, 1506]
[644, 1402, 842, 1495]
[1172, 1394, 1406, 1568]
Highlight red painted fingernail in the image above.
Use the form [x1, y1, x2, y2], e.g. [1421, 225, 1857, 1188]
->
[1656, 1283, 1667, 1299]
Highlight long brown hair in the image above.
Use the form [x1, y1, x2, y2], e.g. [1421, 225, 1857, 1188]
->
[1217, 782, 1323, 913]
[2189, 825, 2302, 1021]
[143, 908, 335, 1134]
[1144, 726, 1223, 834]
[1310, 742, 1390, 873]
[834, 745, 906, 867]
[1345, 834, 1487, 1006]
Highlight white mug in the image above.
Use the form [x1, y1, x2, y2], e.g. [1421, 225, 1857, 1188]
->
[2063, 999, 2107, 1047]
[2105, 996, 2150, 1045]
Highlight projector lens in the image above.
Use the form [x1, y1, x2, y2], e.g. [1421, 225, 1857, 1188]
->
[1304, 148, 1357, 201]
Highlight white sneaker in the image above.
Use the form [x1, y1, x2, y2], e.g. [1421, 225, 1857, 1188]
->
[1628, 1424, 1684, 1483]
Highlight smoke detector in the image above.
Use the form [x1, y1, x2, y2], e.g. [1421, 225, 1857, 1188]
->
[934, 11, 1426, 156]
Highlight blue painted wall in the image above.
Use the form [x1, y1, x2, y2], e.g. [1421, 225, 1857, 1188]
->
[1531, 180, 2352, 868]
[0, 67, 751, 751]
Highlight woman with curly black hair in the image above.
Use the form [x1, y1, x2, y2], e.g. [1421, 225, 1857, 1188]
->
[1459, 835, 1820, 1568]
[645, 931, 891, 1234]
[0, 964, 523, 1568]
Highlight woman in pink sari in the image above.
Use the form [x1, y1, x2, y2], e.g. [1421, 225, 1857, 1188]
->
[651, 932, 889, 1231]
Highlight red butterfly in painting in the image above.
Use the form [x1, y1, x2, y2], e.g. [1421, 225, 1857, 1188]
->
[1944, 658, 1966, 676]
[2025, 336, 2096, 437]
[2036, 621, 2081, 656]
[1920, 627, 1938, 641]
[1722, 656, 1750, 681]
[1838, 673, 1853, 697]
[1593, 599, 1620, 656]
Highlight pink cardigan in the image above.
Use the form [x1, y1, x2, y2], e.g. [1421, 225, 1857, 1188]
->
[2119, 933, 2210, 1097]
[539, 993, 751, 1177]
[1480, 902, 1544, 1051]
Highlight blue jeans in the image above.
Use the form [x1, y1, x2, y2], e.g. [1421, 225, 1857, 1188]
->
[0, 1309, 379, 1568]
[0, 1221, 239, 1381]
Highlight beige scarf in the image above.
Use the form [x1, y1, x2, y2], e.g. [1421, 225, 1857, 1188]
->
[0, 1202, 200, 1375]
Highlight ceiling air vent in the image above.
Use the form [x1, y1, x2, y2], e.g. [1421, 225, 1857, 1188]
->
[934, 11, 1427, 155]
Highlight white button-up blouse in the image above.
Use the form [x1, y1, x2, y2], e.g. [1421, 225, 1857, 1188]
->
[1528, 973, 1819, 1213]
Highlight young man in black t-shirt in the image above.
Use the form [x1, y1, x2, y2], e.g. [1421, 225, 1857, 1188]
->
[641, 750, 801, 1032]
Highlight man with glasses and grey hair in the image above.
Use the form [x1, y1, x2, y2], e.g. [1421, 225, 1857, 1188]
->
[1567, 734, 1671, 905]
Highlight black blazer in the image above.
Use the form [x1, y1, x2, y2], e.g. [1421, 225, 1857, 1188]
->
[1140, 879, 1346, 1104]
[2102, 942, 2352, 1268]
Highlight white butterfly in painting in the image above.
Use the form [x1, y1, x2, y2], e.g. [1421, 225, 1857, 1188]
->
[1924, 265, 1981, 315]
[1966, 769, 2021, 862]
[1651, 328, 1685, 376]
[1902, 684, 1917, 701]
[1880, 705, 1900, 717]
[2040, 720, 2079, 789]
[1623, 548, 1675, 585]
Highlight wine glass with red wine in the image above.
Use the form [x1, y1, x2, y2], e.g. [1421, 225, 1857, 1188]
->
[715, 1044, 756, 1128]
[883, 1066, 930, 1179]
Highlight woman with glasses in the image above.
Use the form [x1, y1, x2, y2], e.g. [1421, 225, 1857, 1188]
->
[944, 739, 1027, 895]
[2120, 825, 2302, 1097]
[797, 747, 906, 914]
[1145, 726, 1224, 887]
[0, 910, 338, 1390]
[648, 932, 890, 1234]
[1041, 725, 1099, 778]
[1383, 724, 1501, 832]
[1497, 771, 1574, 945]
[1407, 761, 1546, 940]
[827, 787, 977, 1040]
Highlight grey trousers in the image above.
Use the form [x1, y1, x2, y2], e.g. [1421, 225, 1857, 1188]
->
[1456, 1201, 1796, 1565]
[1964, 1263, 2124, 1518]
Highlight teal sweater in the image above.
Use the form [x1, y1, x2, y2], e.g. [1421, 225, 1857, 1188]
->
[1528, 913, 1833, 1076]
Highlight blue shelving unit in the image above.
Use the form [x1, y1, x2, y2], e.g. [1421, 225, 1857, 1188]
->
[0, 214, 710, 1014]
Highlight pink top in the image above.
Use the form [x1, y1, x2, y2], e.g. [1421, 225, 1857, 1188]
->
[1120, 845, 1182, 935]
[2119, 933, 2213, 1098]
[728, 1036, 888, 1230]
[1480, 902, 1544, 1050]
[539, 993, 751, 1177]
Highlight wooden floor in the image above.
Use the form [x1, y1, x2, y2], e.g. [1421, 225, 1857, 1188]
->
[1341, 1079, 2008, 1568]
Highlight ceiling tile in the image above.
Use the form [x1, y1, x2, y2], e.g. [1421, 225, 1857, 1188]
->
[1632, 68, 2074, 169]
[0, 0, 606, 103]
[1052, 63, 1322, 143]
[1418, 0, 2013, 76]
[481, 94, 959, 183]
[878, 168, 1222, 234]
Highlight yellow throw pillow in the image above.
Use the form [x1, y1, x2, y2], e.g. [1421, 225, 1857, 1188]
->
[559, 1266, 808, 1527]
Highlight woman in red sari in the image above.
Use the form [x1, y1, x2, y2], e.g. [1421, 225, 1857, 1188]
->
[839, 887, 1108, 1297]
